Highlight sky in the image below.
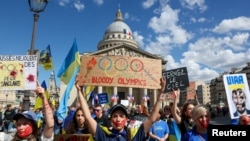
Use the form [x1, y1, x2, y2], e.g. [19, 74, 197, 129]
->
[1, 0, 250, 87]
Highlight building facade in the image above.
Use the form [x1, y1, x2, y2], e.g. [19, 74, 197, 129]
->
[60, 9, 167, 108]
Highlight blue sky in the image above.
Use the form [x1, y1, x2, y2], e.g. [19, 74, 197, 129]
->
[1, 0, 250, 87]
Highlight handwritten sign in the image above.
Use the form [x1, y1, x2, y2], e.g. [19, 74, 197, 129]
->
[78, 56, 162, 89]
[54, 134, 92, 141]
[163, 67, 189, 93]
[97, 93, 109, 104]
[0, 55, 37, 90]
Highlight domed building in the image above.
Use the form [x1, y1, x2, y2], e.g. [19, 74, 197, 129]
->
[64, 8, 167, 109]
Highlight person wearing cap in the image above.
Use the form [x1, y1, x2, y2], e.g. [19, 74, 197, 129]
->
[4, 85, 54, 141]
[75, 75, 166, 141]
[181, 105, 210, 141]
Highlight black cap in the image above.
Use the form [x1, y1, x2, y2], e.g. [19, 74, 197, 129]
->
[110, 104, 128, 117]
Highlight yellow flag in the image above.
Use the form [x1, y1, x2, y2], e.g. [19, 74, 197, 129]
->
[84, 86, 95, 101]
[34, 81, 50, 110]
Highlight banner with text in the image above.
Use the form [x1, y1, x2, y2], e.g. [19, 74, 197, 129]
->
[78, 56, 162, 89]
[54, 134, 93, 141]
[163, 67, 189, 93]
[0, 55, 37, 90]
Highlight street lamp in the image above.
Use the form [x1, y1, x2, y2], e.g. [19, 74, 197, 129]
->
[6, 93, 8, 105]
[22, 0, 48, 111]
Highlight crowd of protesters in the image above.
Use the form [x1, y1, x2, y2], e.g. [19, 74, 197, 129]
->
[0, 74, 250, 141]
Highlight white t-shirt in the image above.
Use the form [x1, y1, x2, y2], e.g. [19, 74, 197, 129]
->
[1, 132, 54, 141]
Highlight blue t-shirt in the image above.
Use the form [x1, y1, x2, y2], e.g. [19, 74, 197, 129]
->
[149, 120, 169, 141]
[95, 124, 146, 141]
[182, 126, 208, 141]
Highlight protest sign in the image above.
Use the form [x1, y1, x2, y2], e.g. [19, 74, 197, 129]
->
[223, 73, 250, 119]
[0, 55, 37, 90]
[163, 67, 189, 93]
[54, 134, 92, 141]
[78, 56, 162, 89]
[97, 93, 109, 104]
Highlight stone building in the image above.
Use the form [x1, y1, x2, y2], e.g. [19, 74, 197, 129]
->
[61, 9, 167, 108]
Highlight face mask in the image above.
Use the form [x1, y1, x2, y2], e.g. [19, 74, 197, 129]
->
[241, 116, 250, 125]
[199, 119, 209, 128]
[17, 124, 33, 138]
[112, 118, 127, 127]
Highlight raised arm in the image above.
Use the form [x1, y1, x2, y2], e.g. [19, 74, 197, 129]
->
[75, 76, 97, 135]
[171, 89, 181, 124]
[143, 77, 166, 134]
[34, 86, 54, 138]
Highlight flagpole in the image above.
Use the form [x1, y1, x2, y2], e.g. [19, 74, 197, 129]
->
[53, 69, 58, 94]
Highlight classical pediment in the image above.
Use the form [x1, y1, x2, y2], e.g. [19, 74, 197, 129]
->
[85, 43, 166, 64]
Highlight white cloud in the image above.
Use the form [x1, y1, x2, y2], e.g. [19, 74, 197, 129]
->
[142, 0, 158, 9]
[58, 0, 70, 6]
[93, 0, 103, 5]
[147, 4, 192, 45]
[133, 31, 144, 47]
[180, 0, 207, 12]
[124, 13, 140, 22]
[181, 35, 250, 80]
[74, 1, 85, 12]
[197, 17, 206, 23]
[213, 16, 250, 34]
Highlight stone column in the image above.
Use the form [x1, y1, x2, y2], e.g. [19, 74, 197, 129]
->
[98, 86, 103, 93]
[143, 88, 149, 108]
[111, 87, 118, 106]
[127, 87, 134, 108]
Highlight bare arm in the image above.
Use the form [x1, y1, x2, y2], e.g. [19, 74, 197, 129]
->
[34, 86, 54, 138]
[171, 89, 181, 124]
[149, 132, 161, 141]
[75, 76, 97, 135]
[143, 77, 166, 134]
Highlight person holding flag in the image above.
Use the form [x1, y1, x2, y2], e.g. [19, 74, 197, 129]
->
[4, 83, 54, 141]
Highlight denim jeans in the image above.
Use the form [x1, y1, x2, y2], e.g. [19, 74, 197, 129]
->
[3, 121, 14, 132]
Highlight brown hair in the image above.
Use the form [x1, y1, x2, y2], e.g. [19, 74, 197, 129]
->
[181, 102, 194, 120]
[12, 120, 38, 141]
[65, 108, 89, 134]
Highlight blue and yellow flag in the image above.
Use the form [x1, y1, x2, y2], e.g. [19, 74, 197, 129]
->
[57, 39, 80, 84]
[84, 85, 95, 101]
[57, 67, 79, 121]
[39, 45, 53, 70]
[34, 80, 50, 110]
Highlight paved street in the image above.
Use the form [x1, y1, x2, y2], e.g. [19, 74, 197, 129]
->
[210, 115, 231, 125]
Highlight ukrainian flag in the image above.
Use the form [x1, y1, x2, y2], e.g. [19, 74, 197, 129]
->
[57, 39, 81, 84]
[39, 45, 53, 70]
[34, 80, 50, 110]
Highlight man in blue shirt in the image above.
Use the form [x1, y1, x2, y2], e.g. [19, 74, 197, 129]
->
[149, 111, 169, 141]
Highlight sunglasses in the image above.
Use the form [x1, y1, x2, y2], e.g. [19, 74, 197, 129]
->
[94, 109, 101, 112]
[164, 108, 170, 111]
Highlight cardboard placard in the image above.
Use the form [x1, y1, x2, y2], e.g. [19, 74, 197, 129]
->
[54, 134, 92, 141]
[163, 67, 189, 93]
[0, 55, 37, 90]
[78, 56, 162, 89]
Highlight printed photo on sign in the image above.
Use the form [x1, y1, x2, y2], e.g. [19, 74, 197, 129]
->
[223, 73, 250, 119]
[162, 67, 189, 93]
